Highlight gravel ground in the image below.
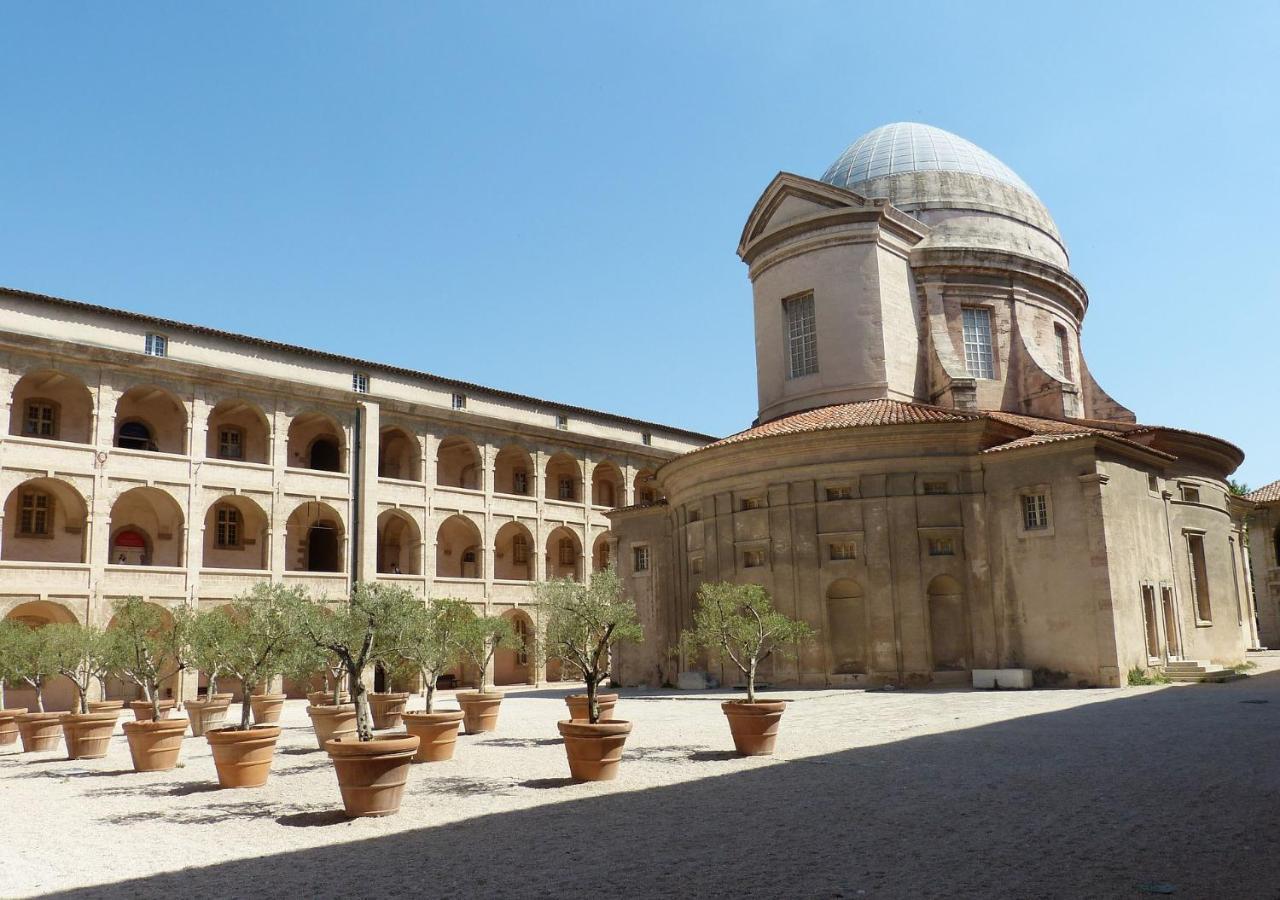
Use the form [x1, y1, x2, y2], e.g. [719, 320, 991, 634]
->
[4, 658, 1280, 900]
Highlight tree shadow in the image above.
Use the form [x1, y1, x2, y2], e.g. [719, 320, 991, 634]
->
[276, 809, 350, 828]
[517, 777, 576, 790]
[166, 781, 222, 796]
[279, 746, 318, 756]
[99, 801, 276, 827]
[477, 737, 560, 749]
[415, 775, 516, 797]
[687, 750, 740, 763]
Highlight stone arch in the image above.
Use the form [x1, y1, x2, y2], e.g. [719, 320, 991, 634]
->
[494, 444, 534, 496]
[284, 501, 346, 572]
[634, 468, 660, 505]
[378, 426, 421, 481]
[546, 525, 582, 581]
[825, 578, 866, 675]
[493, 521, 535, 581]
[377, 509, 421, 575]
[10, 368, 94, 444]
[437, 436, 482, 490]
[927, 574, 970, 672]
[591, 461, 624, 508]
[105, 601, 180, 703]
[202, 494, 269, 570]
[495, 608, 535, 686]
[287, 411, 346, 473]
[206, 399, 271, 464]
[436, 514, 482, 578]
[115, 385, 188, 454]
[592, 531, 612, 573]
[109, 486, 185, 567]
[1, 477, 89, 563]
[3, 600, 82, 711]
[545, 452, 582, 503]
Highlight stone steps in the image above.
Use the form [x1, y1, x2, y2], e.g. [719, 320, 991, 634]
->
[1161, 660, 1246, 683]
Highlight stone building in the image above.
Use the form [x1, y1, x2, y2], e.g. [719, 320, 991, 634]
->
[1243, 480, 1280, 648]
[0, 287, 708, 709]
[611, 122, 1256, 690]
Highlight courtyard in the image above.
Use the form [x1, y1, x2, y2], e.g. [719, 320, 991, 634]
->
[3, 659, 1280, 899]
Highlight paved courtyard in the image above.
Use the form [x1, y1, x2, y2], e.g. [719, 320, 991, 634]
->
[4, 659, 1280, 899]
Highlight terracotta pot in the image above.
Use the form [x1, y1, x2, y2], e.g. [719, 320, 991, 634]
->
[456, 691, 504, 734]
[0, 707, 28, 746]
[16, 711, 63, 752]
[123, 717, 189, 771]
[307, 703, 357, 750]
[368, 692, 410, 730]
[61, 710, 120, 760]
[185, 697, 232, 737]
[565, 692, 618, 723]
[325, 734, 420, 817]
[402, 710, 464, 762]
[557, 719, 633, 782]
[207, 725, 282, 788]
[307, 690, 351, 707]
[130, 699, 177, 722]
[721, 700, 787, 756]
[88, 700, 126, 713]
[250, 693, 286, 724]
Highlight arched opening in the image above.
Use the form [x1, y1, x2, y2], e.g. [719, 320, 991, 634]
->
[284, 502, 346, 572]
[592, 532, 612, 573]
[377, 510, 421, 575]
[115, 385, 187, 454]
[494, 444, 533, 496]
[545, 452, 582, 503]
[104, 602, 179, 703]
[1273, 525, 1280, 567]
[436, 515, 482, 579]
[1054, 323, 1073, 380]
[202, 495, 269, 570]
[10, 369, 94, 444]
[826, 579, 866, 675]
[3, 601, 81, 711]
[287, 412, 345, 473]
[634, 468, 660, 505]
[206, 400, 271, 464]
[546, 526, 582, 581]
[927, 574, 969, 672]
[495, 609, 535, 686]
[378, 427, 421, 481]
[109, 487, 185, 566]
[1, 478, 89, 563]
[592, 461, 623, 508]
[436, 436, 482, 490]
[494, 521, 535, 581]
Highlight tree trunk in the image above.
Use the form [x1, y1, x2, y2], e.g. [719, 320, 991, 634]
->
[424, 678, 436, 714]
[585, 674, 599, 725]
[34, 679, 45, 714]
[147, 682, 162, 721]
[208, 672, 219, 697]
[353, 678, 373, 741]
[77, 680, 89, 715]
[0, 678, 6, 709]
[240, 680, 254, 730]
[747, 658, 757, 704]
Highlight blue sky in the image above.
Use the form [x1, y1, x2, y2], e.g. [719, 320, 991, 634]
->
[1, 3, 1277, 484]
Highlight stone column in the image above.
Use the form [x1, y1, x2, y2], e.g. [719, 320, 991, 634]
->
[356, 401, 380, 584]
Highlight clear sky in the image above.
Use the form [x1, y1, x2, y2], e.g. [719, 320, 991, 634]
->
[1, 3, 1277, 484]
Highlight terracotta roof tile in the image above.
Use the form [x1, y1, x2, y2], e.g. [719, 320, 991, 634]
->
[698, 400, 977, 452]
[1244, 479, 1280, 503]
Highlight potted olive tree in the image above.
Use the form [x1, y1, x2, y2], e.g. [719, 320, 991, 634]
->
[111, 596, 192, 772]
[449, 606, 520, 734]
[185, 607, 238, 736]
[11, 624, 62, 753]
[300, 582, 421, 816]
[196, 584, 310, 789]
[397, 597, 470, 762]
[45, 623, 118, 759]
[679, 581, 814, 756]
[538, 567, 642, 781]
[0, 620, 29, 747]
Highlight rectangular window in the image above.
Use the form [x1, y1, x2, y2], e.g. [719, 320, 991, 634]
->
[690, 556, 703, 575]
[18, 492, 52, 536]
[687, 508, 701, 523]
[558, 477, 575, 501]
[1021, 493, 1048, 530]
[144, 333, 167, 357]
[556, 414, 568, 431]
[784, 294, 818, 379]
[961, 307, 994, 379]
[633, 545, 650, 572]
[218, 427, 243, 460]
[1187, 533, 1211, 622]
[512, 535, 528, 564]
[825, 486, 852, 501]
[743, 549, 766, 569]
[1055, 325, 1073, 379]
[641, 432, 652, 446]
[451, 393, 467, 411]
[352, 372, 369, 394]
[512, 471, 528, 495]
[1180, 484, 1201, 503]
[1148, 474, 1160, 494]
[927, 538, 955, 557]
[740, 497, 763, 511]
[558, 539, 575, 566]
[829, 542, 856, 561]
[1141, 584, 1160, 658]
[923, 481, 948, 495]
[215, 506, 240, 548]
[24, 402, 56, 438]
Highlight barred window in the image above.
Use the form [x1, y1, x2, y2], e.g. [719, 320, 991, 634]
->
[825, 486, 852, 501]
[512, 471, 528, 495]
[352, 372, 369, 394]
[218, 427, 243, 460]
[829, 542, 856, 561]
[24, 402, 56, 438]
[558, 477, 575, 501]
[451, 393, 467, 411]
[1022, 493, 1048, 530]
[512, 534, 529, 564]
[559, 538, 575, 566]
[145, 333, 167, 357]
[18, 491, 53, 536]
[1054, 324, 1072, 379]
[215, 505, 242, 548]
[556, 414, 568, 431]
[927, 538, 955, 557]
[784, 294, 818, 379]
[961, 307, 994, 379]
[743, 549, 766, 569]
[633, 545, 650, 572]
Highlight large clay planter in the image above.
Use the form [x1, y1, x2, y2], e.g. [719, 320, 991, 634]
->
[565, 692, 618, 723]
[307, 703, 357, 750]
[721, 700, 787, 756]
[88, 700, 125, 713]
[130, 699, 177, 722]
[368, 692, 410, 730]
[325, 733, 420, 817]
[16, 711, 62, 752]
[557, 719, 632, 782]
[457, 691, 504, 734]
[250, 693, 286, 725]
[402, 710, 464, 762]
[185, 697, 232, 737]
[207, 725, 282, 788]
[122, 717, 189, 771]
[0, 707, 28, 746]
[61, 710, 120, 759]
[307, 690, 350, 707]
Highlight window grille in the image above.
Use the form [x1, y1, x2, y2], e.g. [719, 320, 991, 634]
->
[784, 294, 818, 378]
[961, 308, 994, 378]
[1022, 493, 1048, 530]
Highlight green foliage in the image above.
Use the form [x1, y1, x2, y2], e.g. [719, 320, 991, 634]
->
[0, 620, 31, 707]
[1127, 666, 1169, 686]
[537, 568, 641, 723]
[447, 603, 520, 694]
[186, 607, 238, 697]
[1227, 479, 1251, 497]
[43, 623, 113, 714]
[3, 622, 58, 712]
[109, 596, 191, 720]
[395, 597, 471, 713]
[679, 581, 815, 703]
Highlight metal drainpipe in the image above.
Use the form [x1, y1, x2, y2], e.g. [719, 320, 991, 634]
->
[351, 405, 362, 583]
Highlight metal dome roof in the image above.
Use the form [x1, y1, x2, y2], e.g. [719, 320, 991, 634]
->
[821, 122, 1036, 197]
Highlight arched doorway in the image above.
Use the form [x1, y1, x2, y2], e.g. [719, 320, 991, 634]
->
[825, 579, 866, 675]
[284, 502, 346, 572]
[288, 411, 345, 472]
[436, 515, 482, 578]
[927, 575, 969, 671]
[3, 601, 81, 711]
[495, 609, 535, 686]
[206, 399, 271, 464]
[109, 486, 185, 566]
[377, 510, 422, 575]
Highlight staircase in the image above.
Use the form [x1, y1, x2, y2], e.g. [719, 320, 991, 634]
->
[1161, 660, 1246, 683]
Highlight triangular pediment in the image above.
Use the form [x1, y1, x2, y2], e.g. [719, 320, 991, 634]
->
[737, 172, 875, 256]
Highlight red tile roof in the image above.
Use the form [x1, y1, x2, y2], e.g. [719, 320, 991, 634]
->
[1244, 479, 1280, 503]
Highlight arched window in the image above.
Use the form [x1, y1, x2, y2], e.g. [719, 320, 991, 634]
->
[18, 491, 53, 536]
[215, 505, 242, 548]
[116, 421, 154, 451]
[1054, 324, 1072, 379]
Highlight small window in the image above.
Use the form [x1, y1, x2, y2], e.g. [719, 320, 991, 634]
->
[784, 294, 818, 379]
[687, 508, 701, 524]
[641, 432, 652, 446]
[1148, 474, 1160, 494]
[1021, 493, 1049, 531]
[740, 497, 763, 511]
[558, 538, 575, 566]
[512, 534, 529, 564]
[217, 427, 244, 461]
[145, 333, 168, 357]
[1180, 484, 1201, 504]
[558, 477, 575, 501]
[639, 489, 655, 504]
[116, 421, 154, 452]
[825, 486, 852, 501]
[1054, 324, 1072, 379]
[633, 545, 650, 572]
[829, 542, 856, 561]
[215, 505, 242, 548]
[961, 307, 994, 379]
[352, 372, 369, 394]
[556, 414, 569, 431]
[512, 471, 528, 495]
[690, 556, 703, 575]
[743, 549, 766, 569]
[18, 491, 53, 537]
[451, 393, 467, 411]
[927, 538, 955, 557]
[923, 481, 948, 495]
[23, 401, 57, 438]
